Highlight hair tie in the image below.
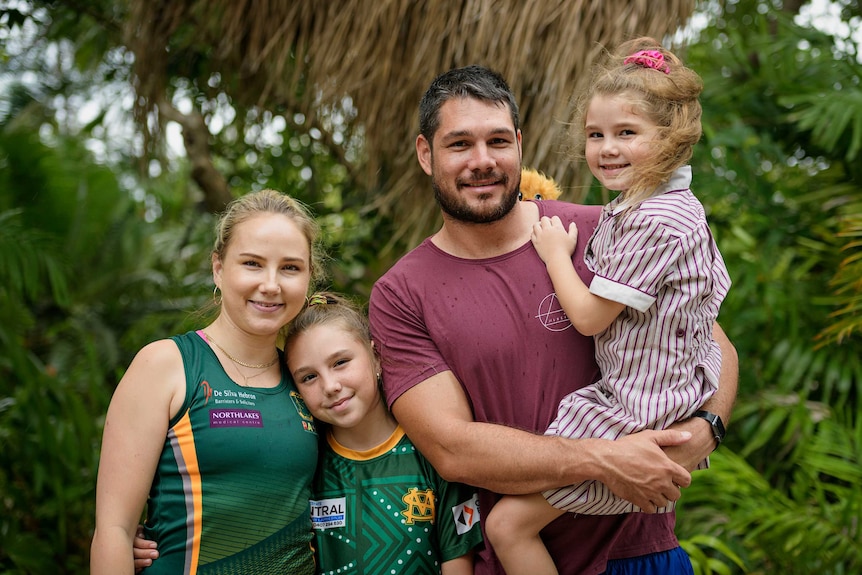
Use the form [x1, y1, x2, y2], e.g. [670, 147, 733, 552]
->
[308, 293, 337, 306]
[624, 50, 670, 74]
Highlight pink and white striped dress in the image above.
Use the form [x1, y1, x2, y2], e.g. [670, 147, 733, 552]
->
[543, 166, 730, 515]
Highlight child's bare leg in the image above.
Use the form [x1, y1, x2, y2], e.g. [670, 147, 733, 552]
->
[485, 492, 565, 575]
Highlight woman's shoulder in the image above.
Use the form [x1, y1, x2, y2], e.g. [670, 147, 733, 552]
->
[112, 337, 187, 419]
[137, 336, 183, 358]
[126, 338, 185, 381]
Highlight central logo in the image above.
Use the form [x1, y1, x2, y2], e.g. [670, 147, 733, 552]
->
[536, 293, 573, 332]
[401, 488, 436, 524]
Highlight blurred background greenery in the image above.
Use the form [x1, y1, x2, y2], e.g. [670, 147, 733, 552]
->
[1, 0, 860, 573]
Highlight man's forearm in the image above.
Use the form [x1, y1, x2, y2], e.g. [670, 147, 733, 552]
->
[392, 371, 692, 509]
[398, 410, 596, 493]
[704, 322, 738, 423]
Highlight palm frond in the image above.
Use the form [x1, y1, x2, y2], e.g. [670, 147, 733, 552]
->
[680, 440, 862, 574]
[0, 209, 70, 306]
[818, 212, 862, 344]
[781, 84, 862, 162]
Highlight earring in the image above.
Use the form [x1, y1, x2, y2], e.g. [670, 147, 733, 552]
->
[213, 285, 222, 305]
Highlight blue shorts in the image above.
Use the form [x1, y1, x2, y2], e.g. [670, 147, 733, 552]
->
[601, 547, 694, 575]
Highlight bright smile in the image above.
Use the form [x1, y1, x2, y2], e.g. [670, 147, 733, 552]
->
[328, 396, 352, 413]
[249, 300, 284, 312]
[460, 175, 505, 192]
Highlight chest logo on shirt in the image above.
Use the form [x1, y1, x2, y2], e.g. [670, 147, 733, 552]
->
[200, 380, 213, 404]
[290, 391, 317, 434]
[401, 488, 436, 524]
[209, 409, 263, 428]
[536, 293, 573, 332]
[310, 497, 346, 530]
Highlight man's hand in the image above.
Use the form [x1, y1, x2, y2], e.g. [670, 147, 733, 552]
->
[133, 525, 158, 573]
[663, 416, 717, 471]
[593, 429, 692, 512]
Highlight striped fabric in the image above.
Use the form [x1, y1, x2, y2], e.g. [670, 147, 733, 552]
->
[544, 167, 730, 515]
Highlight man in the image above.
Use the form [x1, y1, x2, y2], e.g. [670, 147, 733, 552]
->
[369, 65, 737, 575]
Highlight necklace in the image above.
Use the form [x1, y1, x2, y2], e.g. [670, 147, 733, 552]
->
[204, 332, 278, 369]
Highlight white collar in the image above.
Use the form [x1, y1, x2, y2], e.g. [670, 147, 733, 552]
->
[611, 166, 692, 215]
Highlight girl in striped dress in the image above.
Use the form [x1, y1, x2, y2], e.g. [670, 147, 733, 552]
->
[486, 37, 730, 575]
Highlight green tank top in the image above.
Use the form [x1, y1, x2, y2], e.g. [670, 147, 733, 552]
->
[142, 330, 318, 574]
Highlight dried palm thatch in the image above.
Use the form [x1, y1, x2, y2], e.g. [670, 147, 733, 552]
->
[126, 0, 695, 246]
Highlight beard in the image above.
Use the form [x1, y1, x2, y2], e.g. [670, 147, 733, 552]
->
[432, 170, 521, 225]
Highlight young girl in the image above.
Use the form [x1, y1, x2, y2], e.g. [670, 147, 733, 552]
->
[283, 292, 482, 574]
[485, 38, 730, 575]
[92, 189, 322, 574]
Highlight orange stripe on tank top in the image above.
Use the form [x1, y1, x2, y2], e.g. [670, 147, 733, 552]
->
[172, 412, 203, 574]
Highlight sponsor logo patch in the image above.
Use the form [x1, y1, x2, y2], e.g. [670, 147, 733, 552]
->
[209, 409, 263, 428]
[451, 493, 480, 535]
[290, 391, 317, 434]
[310, 497, 346, 530]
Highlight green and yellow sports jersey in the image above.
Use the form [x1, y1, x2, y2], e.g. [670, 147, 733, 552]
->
[142, 330, 318, 575]
[311, 426, 482, 575]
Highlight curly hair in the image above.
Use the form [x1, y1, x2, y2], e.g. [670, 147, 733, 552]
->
[572, 37, 703, 206]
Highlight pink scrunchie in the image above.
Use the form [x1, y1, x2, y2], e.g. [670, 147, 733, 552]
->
[624, 50, 670, 74]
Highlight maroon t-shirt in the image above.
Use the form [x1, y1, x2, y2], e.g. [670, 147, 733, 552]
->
[369, 200, 678, 575]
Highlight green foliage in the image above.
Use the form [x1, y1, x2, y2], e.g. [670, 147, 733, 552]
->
[201, 104, 397, 297]
[0, 210, 70, 306]
[680, 426, 862, 574]
[680, 534, 746, 575]
[0, 67, 214, 575]
[675, 4, 862, 574]
[3, 1, 862, 573]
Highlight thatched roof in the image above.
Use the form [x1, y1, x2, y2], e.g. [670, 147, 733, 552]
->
[127, 0, 695, 245]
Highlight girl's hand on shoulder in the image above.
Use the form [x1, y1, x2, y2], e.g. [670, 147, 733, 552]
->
[531, 216, 578, 263]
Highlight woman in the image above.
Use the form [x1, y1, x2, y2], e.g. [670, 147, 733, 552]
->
[91, 189, 322, 574]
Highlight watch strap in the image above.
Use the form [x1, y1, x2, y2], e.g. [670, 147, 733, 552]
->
[693, 410, 725, 447]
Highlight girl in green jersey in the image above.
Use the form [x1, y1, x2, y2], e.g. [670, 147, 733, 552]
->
[285, 292, 483, 575]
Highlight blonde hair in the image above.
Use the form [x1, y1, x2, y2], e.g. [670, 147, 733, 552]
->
[573, 37, 703, 206]
[213, 189, 324, 286]
[285, 292, 372, 353]
[284, 292, 380, 390]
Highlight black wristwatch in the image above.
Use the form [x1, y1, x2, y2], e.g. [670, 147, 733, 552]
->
[692, 410, 725, 448]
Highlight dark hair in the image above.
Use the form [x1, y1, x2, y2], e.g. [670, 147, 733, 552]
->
[419, 65, 520, 145]
[573, 37, 703, 206]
